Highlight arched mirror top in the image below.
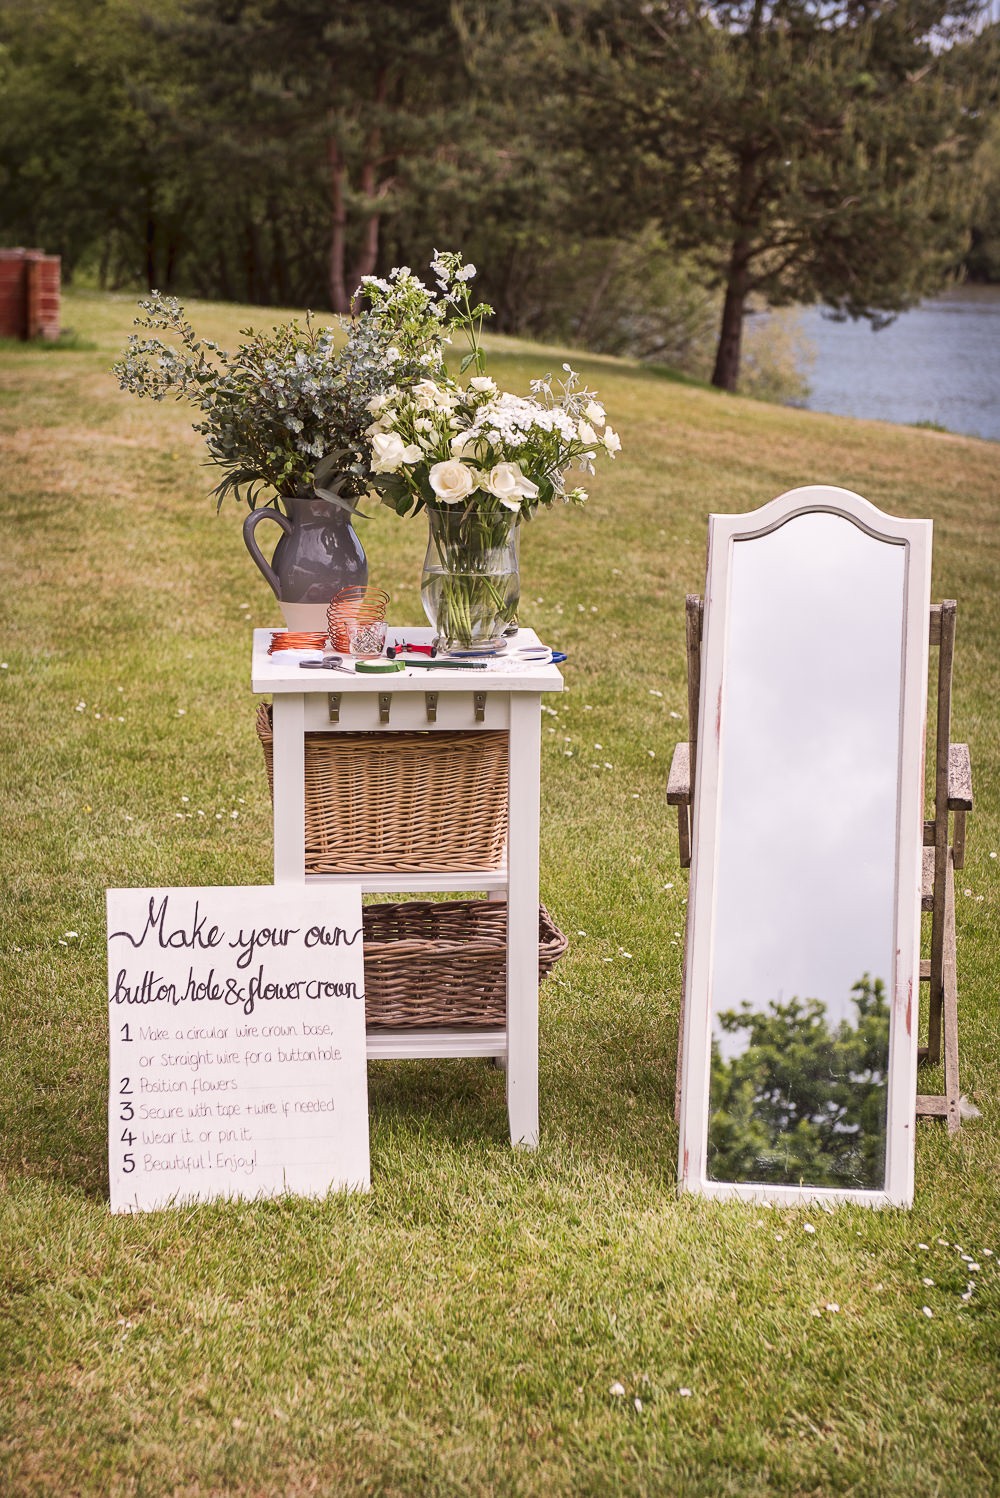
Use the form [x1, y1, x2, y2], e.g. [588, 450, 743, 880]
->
[706, 485, 930, 552]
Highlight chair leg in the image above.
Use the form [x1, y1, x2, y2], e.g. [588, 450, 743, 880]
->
[927, 856, 946, 1066]
[916, 851, 962, 1132]
[942, 852, 961, 1135]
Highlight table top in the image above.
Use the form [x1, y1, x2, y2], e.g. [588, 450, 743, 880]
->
[251, 627, 565, 695]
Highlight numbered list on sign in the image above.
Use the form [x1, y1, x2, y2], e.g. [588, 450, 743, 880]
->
[106, 886, 370, 1211]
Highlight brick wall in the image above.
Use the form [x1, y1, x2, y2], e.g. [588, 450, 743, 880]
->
[0, 249, 61, 340]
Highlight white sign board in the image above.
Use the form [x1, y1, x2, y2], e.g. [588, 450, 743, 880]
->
[106, 886, 370, 1212]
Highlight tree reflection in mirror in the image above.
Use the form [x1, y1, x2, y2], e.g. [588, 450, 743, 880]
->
[708, 975, 890, 1189]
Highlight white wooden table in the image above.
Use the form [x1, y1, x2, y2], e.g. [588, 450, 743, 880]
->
[251, 626, 564, 1148]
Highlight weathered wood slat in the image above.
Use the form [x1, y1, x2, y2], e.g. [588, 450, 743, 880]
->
[919, 600, 966, 1130]
[667, 741, 691, 805]
[678, 805, 691, 870]
[927, 601, 956, 1063]
[948, 743, 973, 811]
[685, 594, 703, 796]
[915, 1095, 950, 1117]
[667, 743, 692, 866]
[922, 847, 935, 911]
[954, 809, 967, 871]
[942, 851, 961, 1135]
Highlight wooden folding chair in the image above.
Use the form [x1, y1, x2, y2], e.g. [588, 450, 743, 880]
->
[668, 595, 973, 1134]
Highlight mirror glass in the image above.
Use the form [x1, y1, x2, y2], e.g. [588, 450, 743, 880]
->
[706, 513, 905, 1191]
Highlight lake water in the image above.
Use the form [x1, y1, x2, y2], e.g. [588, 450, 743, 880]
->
[791, 286, 1000, 443]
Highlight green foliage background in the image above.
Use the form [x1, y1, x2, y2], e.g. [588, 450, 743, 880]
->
[1, 0, 997, 389]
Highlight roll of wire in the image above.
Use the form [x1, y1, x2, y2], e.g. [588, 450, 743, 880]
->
[327, 585, 390, 653]
[267, 630, 330, 654]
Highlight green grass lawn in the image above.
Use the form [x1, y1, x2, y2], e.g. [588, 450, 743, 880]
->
[1, 289, 998, 1497]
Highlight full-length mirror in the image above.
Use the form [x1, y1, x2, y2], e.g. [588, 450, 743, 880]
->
[677, 488, 931, 1207]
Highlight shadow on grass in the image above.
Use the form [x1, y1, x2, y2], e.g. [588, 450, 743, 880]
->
[367, 1056, 511, 1151]
[0, 330, 98, 353]
[3, 1084, 110, 1201]
[2, 946, 680, 1201]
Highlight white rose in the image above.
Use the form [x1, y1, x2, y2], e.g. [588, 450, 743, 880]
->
[413, 378, 456, 412]
[469, 376, 496, 393]
[450, 431, 479, 459]
[484, 462, 539, 510]
[429, 459, 479, 503]
[577, 420, 598, 446]
[602, 425, 622, 455]
[584, 400, 606, 426]
[371, 432, 410, 474]
[413, 379, 442, 410]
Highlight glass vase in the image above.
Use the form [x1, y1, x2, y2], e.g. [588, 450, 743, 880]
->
[421, 505, 520, 652]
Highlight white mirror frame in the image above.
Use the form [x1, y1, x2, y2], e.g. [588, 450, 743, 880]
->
[677, 486, 932, 1208]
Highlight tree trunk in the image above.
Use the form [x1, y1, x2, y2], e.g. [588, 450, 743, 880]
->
[98, 233, 111, 291]
[349, 181, 381, 296]
[328, 134, 350, 314]
[576, 244, 622, 347]
[270, 204, 289, 305]
[245, 217, 262, 303]
[348, 67, 389, 301]
[164, 233, 178, 293]
[711, 243, 751, 392]
[144, 211, 157, 293]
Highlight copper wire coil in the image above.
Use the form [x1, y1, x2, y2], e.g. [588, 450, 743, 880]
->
[327, 585, 390, 653]
[268, 630, 330, 653]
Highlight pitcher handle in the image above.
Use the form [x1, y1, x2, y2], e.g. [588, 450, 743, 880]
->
[243, 505, 292, 599]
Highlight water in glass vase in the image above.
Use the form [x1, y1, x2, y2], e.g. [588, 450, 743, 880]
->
[421, 507, 520, 653]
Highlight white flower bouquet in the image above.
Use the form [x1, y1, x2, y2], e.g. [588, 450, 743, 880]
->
[362, 251, 621, 648]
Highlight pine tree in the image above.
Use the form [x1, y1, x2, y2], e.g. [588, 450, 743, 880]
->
[486, 0, 994, 389]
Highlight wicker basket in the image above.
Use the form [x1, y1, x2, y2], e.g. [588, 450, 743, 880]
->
[362, 899, 568, 1029]
[256, 704, 508, 874]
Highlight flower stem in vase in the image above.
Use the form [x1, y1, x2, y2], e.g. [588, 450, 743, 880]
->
[421, 507, 520, 652]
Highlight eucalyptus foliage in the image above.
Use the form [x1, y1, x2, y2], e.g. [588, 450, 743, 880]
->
[113, 270, 455, 513]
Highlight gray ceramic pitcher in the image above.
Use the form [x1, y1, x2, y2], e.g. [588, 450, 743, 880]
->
[243, 494, 367, 630]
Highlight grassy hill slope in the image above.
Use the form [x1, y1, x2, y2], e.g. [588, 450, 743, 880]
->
[1, 290, 998, 1497]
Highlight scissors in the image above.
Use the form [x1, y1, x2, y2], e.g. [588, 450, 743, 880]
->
[442, 643, 566, 665]
[298, 655, 355, 674]
[515, 646, 567, 664]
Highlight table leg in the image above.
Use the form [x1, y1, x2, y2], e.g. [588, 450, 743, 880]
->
[506, 694, 541, 1147]
[271, 694, 306, 884]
